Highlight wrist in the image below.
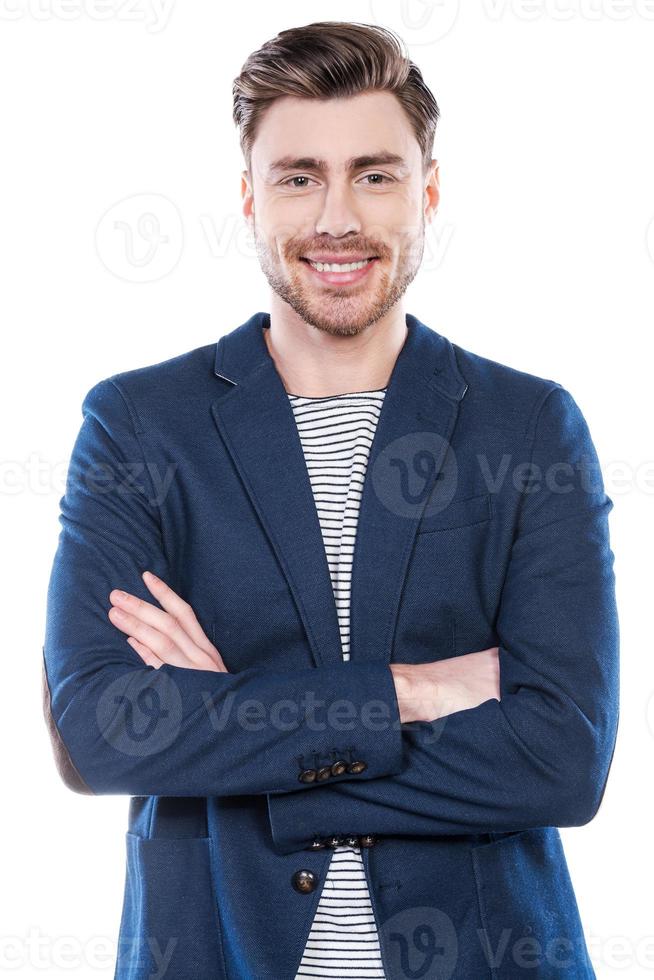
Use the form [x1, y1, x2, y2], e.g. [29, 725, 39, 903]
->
[390, 664, 419, 724]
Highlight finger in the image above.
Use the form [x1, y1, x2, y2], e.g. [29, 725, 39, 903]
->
[126, 635, 164, 669]
[108, 587, 214, 668]
[109, 604, 226, 672]
[141, 571, 226, 668]
[108, 604, 192, 668]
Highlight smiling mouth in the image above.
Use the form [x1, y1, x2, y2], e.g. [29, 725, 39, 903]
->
[300, 256, 379, 272]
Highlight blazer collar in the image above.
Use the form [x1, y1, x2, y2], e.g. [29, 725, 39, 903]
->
[210, 311, 468, 670]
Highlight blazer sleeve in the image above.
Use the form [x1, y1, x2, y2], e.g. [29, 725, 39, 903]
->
[266, 384, 620, 852]
[41, 378, 405, 797]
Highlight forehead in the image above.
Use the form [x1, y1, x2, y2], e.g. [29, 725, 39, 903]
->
[251, 89, 420, 172]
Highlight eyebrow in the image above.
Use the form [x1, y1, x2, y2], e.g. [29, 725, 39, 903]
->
[265, 152, 410, 179]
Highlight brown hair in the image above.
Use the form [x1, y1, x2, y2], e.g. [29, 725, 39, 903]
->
[232, 21, 440, 176]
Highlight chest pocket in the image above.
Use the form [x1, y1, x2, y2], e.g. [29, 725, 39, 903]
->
[417, 490, 492, 534]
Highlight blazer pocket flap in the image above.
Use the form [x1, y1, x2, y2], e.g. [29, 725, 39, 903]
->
[418, 491, 492, 533]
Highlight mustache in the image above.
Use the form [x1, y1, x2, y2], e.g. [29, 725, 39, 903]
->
[287, 244, 387, 259]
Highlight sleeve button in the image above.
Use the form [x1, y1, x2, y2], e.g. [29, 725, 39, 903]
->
[298, 768, 318, 784]
[330, 759, 348, 776]
[316, 765, 332, 781]
[347, 760, 367, 775]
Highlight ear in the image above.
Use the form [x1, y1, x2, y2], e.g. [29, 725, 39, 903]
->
[241, 169, 255, 224]
[424, 158, 440, 224]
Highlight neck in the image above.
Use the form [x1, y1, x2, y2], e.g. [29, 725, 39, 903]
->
[263, 300, 409, 398]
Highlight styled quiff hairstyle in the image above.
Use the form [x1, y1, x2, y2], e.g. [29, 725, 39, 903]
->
[232, 21, 440, 176]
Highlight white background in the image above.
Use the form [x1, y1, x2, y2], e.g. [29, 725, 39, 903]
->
[1, 1, 651, 977]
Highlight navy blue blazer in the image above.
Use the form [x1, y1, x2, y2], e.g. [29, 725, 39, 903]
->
[42, 310, 620, 979]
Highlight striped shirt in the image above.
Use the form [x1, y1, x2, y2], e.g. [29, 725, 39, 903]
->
[287, 385, 389, 980]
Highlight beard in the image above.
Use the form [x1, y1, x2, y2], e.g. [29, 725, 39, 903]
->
[252, 215, 425, 337]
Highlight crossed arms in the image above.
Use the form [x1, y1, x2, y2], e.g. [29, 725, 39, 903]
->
[42, 377, 620, 849]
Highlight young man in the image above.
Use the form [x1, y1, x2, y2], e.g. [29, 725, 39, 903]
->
[42, 21, 619, 980]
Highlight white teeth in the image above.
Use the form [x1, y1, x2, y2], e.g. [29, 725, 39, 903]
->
[308, 258, 372, 273]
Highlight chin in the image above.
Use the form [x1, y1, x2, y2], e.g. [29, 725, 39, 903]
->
[302, 301, 386, 336]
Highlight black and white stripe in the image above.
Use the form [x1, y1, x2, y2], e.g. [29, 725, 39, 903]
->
[288, 386, 388, 980]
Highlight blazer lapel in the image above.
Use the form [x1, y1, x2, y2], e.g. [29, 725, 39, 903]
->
[210, 311, 468, 671]
[347, 315, 468, 666]
[211, 313, 344, 670]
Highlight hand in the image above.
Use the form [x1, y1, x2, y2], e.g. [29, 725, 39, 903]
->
[390, 646, 500, 724]
[107, 570, 228, 672]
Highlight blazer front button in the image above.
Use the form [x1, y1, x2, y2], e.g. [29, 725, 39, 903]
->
[292, 869, 318, 894]
[348, 760, 367, 774]
[298, 768, 317, 784]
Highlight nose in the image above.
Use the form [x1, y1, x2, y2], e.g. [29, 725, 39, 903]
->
[314, 181, 362, 239]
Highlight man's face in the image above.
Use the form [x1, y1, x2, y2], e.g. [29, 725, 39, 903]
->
[241, 89, 439, 336]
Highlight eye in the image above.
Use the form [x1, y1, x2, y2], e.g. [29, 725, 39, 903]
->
[359, 173, 393, 186]
[280, 175, 317, 189]
[280, 172, 394, 189]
